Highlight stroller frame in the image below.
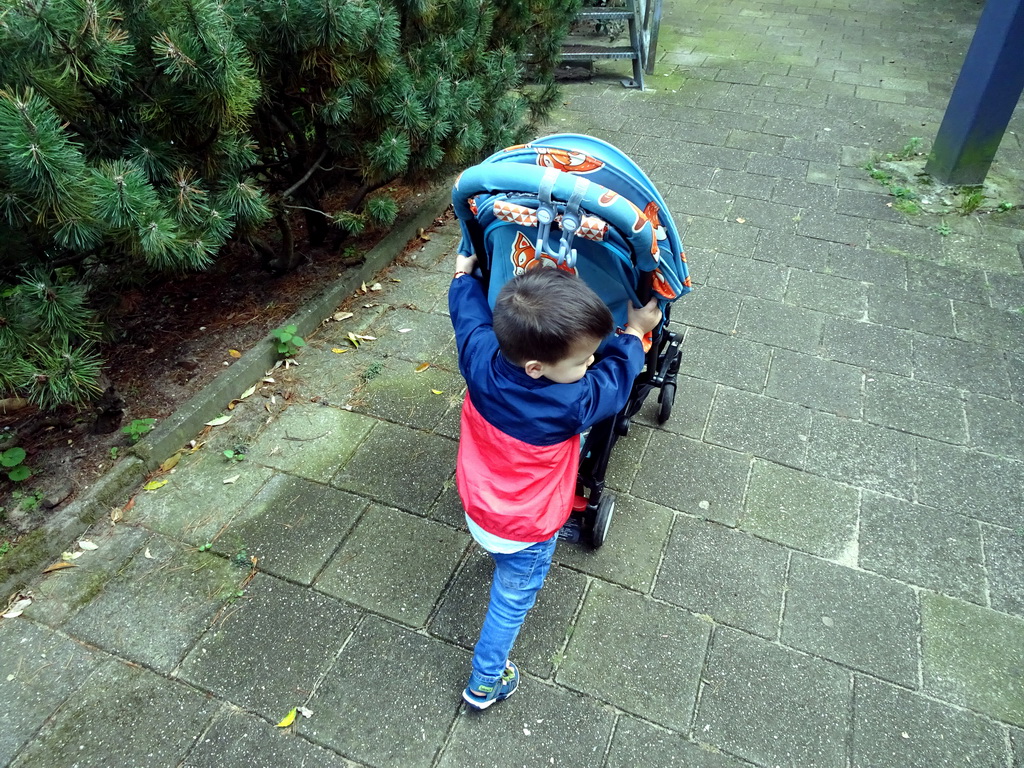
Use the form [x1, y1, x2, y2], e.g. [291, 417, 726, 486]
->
[452, 134, 689, 547]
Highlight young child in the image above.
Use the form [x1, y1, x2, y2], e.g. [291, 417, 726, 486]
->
[449, 253, 662, 711]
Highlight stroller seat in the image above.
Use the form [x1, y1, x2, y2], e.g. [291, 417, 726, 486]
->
[451, 134, 691, 547]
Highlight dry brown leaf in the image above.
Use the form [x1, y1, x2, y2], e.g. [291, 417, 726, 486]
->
[160, 453, 181, 472]
[414, 362, 430, 373]
[43, 562, 77, 574]
[333, 311, 354, 322]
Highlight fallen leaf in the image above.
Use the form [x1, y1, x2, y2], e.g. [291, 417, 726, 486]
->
[417, 227, 432, 241]
[398, 328, 412, 333]
[160, 453, 181, 472]
[2, 596, 32, 618]
[333, 311, 354, 322]
[298, 706, 313, 718]
[735, 217, 746, 223]
[240, 385, 257, 399]
[331, 348, 348, 354]
[78, 540, 99, 551]
[228, 349, 242, 358]
[430, 389, 444, 395]
[276, 708, 298, 728]
[144, 548, 155, 559]
[346, 332, 361, 348]
[359, 282, 368, 294]
[42, 562, 77, 574]
[224, 474, 240, 484]
[144, 479, 168, 491]
[352, 334, 376, 341]
[61, 551, 82, 561]
[263, 376, 276, 384]
[414, 362, 430, 373]
[110, 506, 123, 524]
[389, 278, 401, 283]
[205, 414, 232, 427]
[370, 282, 382, 291]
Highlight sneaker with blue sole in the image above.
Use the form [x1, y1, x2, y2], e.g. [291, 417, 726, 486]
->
[462, 661, 519, 711]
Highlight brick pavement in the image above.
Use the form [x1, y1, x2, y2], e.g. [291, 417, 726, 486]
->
[2, 0, 1023, 766]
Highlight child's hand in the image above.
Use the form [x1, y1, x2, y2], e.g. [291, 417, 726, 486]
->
[455, 253, 477, 276]
[625, 297, 662, 337]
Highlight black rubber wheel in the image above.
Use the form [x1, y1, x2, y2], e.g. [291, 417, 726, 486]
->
[657, 382, 676, 425]
[589, 493, 615, 549]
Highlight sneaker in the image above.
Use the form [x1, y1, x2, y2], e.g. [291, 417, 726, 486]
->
[462, 661, 519, 711]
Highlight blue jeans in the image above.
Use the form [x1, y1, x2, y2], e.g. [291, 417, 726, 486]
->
[467, 534, 558, 690]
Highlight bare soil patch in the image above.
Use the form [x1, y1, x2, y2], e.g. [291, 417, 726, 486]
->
[0, 183, 436, 557]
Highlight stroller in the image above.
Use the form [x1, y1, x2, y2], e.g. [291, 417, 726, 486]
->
[451, 133, 690, 547]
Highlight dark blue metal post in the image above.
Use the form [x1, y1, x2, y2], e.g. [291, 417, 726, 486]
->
[925, 0, 1024, 185]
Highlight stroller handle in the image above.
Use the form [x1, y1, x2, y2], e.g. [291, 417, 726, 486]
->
[452, 164, 663, 274]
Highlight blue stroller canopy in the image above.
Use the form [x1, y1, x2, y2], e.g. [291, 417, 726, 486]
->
[452, 134, 691, 336]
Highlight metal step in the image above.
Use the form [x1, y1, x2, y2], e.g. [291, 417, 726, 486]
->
[576, 9, 633, 21]
[562, 44, 638, 61]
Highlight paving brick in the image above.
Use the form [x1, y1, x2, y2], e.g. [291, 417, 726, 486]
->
[315, 505, 467, 627]
[428, 553, 585, 679]
[0, 622, 101, 766]
[916, 439, 1024, 527]
[225, 474, 367, 585]
[912, 334, 1010, 398]
[907, 259, 990, 303]
[299, 617, 465, 767]
[558, 581, 710, 730]
[984, 524, 1024, 618]
[367, 306, 455, 365]
[866, 285, 955, 336]
[965, 394, 1024, 457]
[128, 450, 276, 545]
[767, 349, 863, 416]
[736, 296, 826, 354]
[860, 492, 985, 601]
[953, 300, 1024, 349]
[438, 680, 615, 768]
[772, 178, 839, 209]
[633, 432, 750, 525]
[706, 386, 811, 468]
[987, 271, 1024, 312]
[943, 233, 1024, 273]
[679, 327, 771, 393]
[746, 152, 809, 180]
[821, 317, 913, 374]
[23, 524, 148, 627]
[179, 574, 361, 720]
[709, 168, 778, 201]
[607, 716, 747, 768]
[695, 627, 850, 768]
[248, 405, 376, 485]
[664, 185, 735, 220]
[182, 709, 352, 768]
[655, 516, 788, 638]
[922, 594, 1024, 727]
[728, 195, 801, 233]
[633, 372, 716, 440]
[683, 216, 762, 257]
[805, 412, 916, 499]
[783, 554, 919, 686]
[331, 420, 457, 515]
[555, 494, 674, 592]
[784, 268, 868, 320]
[864, 373, 967, 443]
[65, 535, 248, 672]
[347, 356, 465, 431]
[754, 230, 831, 270]
[852, 677, 1008, 768]
[13, 661, 217, 768]
[797, 208, 873, 247]
[706, 252, 789, 300]
[743, 459, 859, 561]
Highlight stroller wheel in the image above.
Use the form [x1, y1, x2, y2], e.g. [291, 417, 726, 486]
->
[589, 493, 615, 549]
[657, 382, 676, 425]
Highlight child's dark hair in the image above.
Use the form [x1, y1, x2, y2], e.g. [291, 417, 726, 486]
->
[493, 267, 613, 365]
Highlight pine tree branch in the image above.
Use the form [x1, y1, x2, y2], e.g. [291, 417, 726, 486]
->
[281, 149, 328, 200]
